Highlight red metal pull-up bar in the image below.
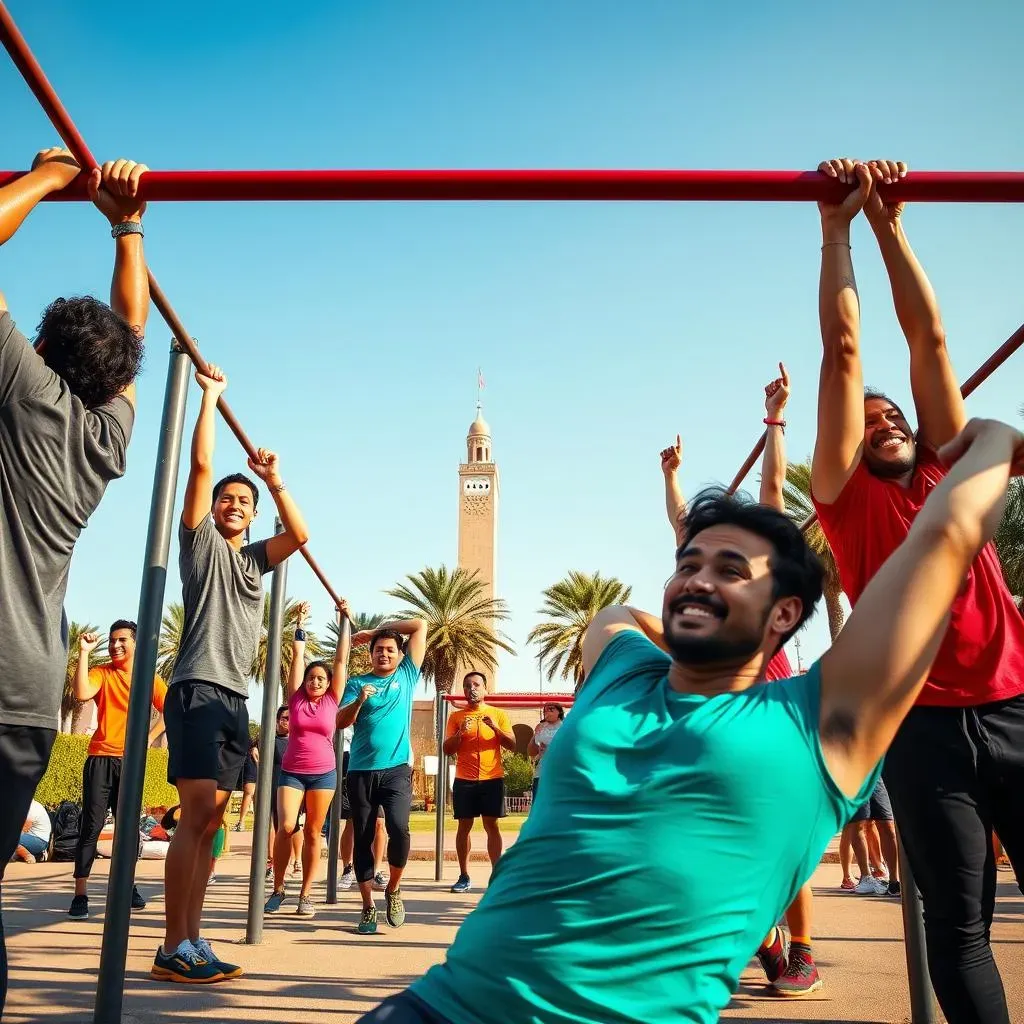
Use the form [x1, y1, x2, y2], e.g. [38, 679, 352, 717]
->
[444, 693, 574, 706]
[0, 2, 341, 608]
[1, 167, 1024, 204]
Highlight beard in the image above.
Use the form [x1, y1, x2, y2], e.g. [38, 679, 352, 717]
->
[663, 596, 770, 667]
[864, 437, 916, 479]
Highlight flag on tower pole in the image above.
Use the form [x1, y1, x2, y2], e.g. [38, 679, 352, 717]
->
[478, 367, 486, 391]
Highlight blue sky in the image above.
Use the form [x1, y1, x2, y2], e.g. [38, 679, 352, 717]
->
[3, 0, 1023, 712]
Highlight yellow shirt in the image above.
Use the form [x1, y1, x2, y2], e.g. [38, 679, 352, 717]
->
[446, 703, 511, 781]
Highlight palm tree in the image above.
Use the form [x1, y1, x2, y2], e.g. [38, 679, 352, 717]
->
[783, 459, 846, 640]
[994, 478, 1024, 601]
[157, 603, 185, 681]
[251, 597, 327, 698]
[321, 611, 388, 680]
[62, 622, 109, 732]
[386, 566, 515, 694]
[527, 571, 632, 690]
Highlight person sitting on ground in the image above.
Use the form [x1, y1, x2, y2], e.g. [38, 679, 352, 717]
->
[0, 151, 148, 1015]
[444, 671, 516, 893]
[356, 415, 1024, 1024]
[155, 364, 309, 985]
[811, 157, 1024, 1024]
[67, 621, 167, 920]
[13, 800, 52, 864]
[338, 617, 427, 934]
[265, 600, 350, 919]
[526, 703, 563, 803]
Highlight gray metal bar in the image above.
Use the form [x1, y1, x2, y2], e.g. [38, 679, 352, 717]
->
[325, 617, 351, 904]
[244, 518, 288, 944]
[433, 694, 449, 881]
[94, 342, 190, 1024]
[898, 835, 938, 1024]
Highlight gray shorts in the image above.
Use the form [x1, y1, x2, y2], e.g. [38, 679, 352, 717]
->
[850, 778, 894, 823]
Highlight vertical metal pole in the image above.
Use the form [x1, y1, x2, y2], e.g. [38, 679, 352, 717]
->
[94, 343, 190, 1024]
[433, 693, 448, 882]
[325, 616, 352, 904]
[244, 518, 288, 944]
[898, 835, 938, 1024]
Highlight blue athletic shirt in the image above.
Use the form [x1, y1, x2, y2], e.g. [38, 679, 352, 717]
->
[343, 655, 419, 771]
[412, 631, 881, 1024]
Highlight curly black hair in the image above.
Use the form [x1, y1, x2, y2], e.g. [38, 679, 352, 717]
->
[36, 296, 143, 407]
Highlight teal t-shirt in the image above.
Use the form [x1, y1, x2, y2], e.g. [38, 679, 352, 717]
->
[343, 655, 419, 771]
[413, 631, 880, 1024]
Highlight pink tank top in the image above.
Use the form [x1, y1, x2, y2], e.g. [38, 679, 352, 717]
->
[281, 688, 339, 775]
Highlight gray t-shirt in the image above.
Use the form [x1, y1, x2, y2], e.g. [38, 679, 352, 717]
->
[171, 515, 271, 697]
[0, 312, 134, 729]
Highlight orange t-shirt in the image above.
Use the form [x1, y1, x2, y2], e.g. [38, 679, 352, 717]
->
[446, 703, 511, 781]
[87, 664, 167, 757]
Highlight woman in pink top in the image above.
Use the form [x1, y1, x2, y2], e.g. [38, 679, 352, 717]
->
[265, 601, 350, 918]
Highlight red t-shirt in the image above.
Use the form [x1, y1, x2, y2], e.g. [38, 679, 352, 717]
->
[764, 649, 793, 681]
[813, 446, 1024, 707]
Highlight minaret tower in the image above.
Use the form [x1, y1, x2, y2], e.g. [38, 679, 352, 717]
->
[457, 402, 499, 688]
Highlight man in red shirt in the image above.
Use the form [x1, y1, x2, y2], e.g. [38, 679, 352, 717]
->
[811, 156, 1024, 1024]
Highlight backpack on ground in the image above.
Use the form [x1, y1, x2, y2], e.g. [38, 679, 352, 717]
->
[50, 800, 82, 861]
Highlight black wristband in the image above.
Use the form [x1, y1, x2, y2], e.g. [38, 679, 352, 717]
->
[294, 628, 306, 642]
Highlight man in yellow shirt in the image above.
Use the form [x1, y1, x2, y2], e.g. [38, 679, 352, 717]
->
[68, 620, 167, 919]
[443, 671, 516, 893]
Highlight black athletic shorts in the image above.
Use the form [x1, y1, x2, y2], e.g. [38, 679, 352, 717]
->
[850, 777, 895, 823]
[357, 990, 453, 1023]
[452, 777, 506, 820]
[165, 680, 248, 792]
[237, 752, 258, 790]
[0, 724, 56, 877]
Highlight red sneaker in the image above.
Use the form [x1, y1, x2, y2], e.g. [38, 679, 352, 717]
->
[772, 942, 823, 997]
[755, 927, 788, 984]
[839, 877, 856, 891]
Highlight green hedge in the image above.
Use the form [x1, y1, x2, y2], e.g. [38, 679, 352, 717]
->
[502, 751, 534, 796]
[35, 734, 179, 811]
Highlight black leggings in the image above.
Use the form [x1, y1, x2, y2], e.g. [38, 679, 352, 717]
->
[346, 766, 411, 883]
[74, 755, 123, 879]
[884, 696, 1024, 1024]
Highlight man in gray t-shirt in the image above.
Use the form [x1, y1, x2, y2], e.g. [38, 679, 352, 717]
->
[156, 363, 309, 984]
[0, 150, 150, 1014]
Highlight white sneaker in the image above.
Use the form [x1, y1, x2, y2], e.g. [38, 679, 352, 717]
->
[854, 875, 887, 895]
[340, 866, 355, 890]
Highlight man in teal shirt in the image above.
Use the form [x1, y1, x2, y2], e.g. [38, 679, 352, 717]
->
[338, 617, 426, 934]
[356, 416, 1022, 1023]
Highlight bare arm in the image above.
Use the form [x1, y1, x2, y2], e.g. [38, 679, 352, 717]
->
[147, 716, 165, 746]
[660, 436, 686, 545]
[442, 720, 464, 756]
[760, 363, 790, 513]
[250, 450, 310, 568]
[359, 617, 428, 670]
[0, 150, 79, 247]
[337, 681, 375, 730]
[181, 369, 225, 529]
[329, 601, 351, 704]
[527, 733, 541, 758]
[819, 418, 1024, 797]
[285, 607, 307, 699]
[71, 633, 102, 702]
[811, 160, 874, 505]
[864, 160, 966, 449]
[581, 605, 665, 679]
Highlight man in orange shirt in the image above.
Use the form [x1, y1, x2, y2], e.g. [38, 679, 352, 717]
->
[443, 671, 516, 893]
[68, 620, 167, 919]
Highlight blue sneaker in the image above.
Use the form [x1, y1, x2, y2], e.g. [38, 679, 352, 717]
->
[450, 874, 472, 893]
[264, 889, 287, 914]
[194, 937, 242, 980]
[151, 940, 224, 984]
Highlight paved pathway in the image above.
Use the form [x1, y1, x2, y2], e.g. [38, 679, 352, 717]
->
[2, 838, 1020, 1023]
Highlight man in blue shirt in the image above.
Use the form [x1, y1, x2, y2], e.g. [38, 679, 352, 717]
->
[338, 617, 427, 934]
[355, 416, 1023, 1024]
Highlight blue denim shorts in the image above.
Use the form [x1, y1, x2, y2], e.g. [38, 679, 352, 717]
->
[279, 767, 337, 792]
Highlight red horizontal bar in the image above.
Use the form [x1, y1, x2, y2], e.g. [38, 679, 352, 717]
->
[3, 169, 1024, 203]
[444, 694, 574, 704]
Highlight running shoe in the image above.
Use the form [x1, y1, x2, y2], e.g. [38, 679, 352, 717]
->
[385, 887, 405, 928]
[131, 885, 147, 910]
[68, 894, 89, 920]
[193, 937, 242, 980]
[372, 870, 388, 891]
[340, 865, 355, 890]
[264, 889, 287, 913]
[839, 877, 856, 892]
[358, 906, 378, 934]
[296, 895, 316, 918]
[151, 941, 224, 983]
[772, 942, 823, 997]
[854, 875, 887, 895]
[755, 926, 788, 984]
[450, 874, 472, 894]
[887, 880, 902, 898]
